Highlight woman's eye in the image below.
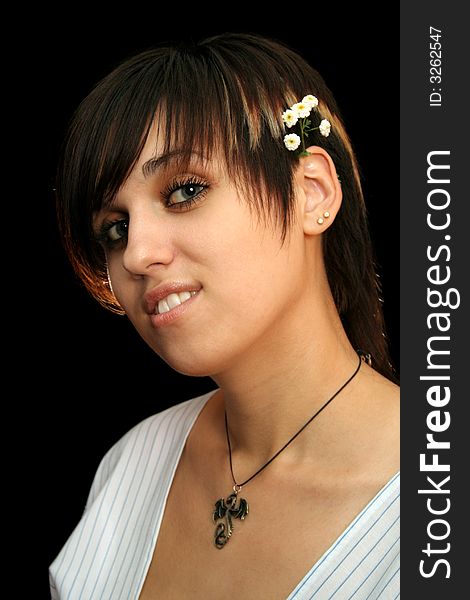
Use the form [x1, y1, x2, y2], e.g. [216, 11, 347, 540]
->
[168, 183, 205, 206]
[101, 219, 129, 244]
[108, 219, 128, 241]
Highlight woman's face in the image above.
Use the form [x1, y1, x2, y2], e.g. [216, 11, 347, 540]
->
[94, 125, 314, 377]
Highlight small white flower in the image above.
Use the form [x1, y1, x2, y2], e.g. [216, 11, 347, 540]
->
[292, 102, 311, 118]
[284, 133, 301, 151]
[302, 95, 318, 108]
[282, 109, 298, 128]
[319, 119, 331, 137]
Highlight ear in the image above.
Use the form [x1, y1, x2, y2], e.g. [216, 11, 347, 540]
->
[294, 145, 342, 236]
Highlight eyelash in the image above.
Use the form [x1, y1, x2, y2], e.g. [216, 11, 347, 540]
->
[95, 176, 210, 248]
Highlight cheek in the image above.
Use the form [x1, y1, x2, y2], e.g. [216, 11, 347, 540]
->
[199, 222, 267, 289]
[203, 223, 300, 323]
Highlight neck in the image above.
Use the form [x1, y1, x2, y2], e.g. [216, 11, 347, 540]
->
[210, 291, 361, 479]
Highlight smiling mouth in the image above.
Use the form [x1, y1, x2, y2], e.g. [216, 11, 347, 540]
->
[155, 290, 198, 315]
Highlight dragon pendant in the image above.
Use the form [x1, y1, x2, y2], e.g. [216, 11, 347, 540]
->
[212, 486, 249, 548]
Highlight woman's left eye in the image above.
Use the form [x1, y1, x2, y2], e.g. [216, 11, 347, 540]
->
[166, 181, 208, 207]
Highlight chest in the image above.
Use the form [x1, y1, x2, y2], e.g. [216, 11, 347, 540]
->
[138, 454, 379, 600]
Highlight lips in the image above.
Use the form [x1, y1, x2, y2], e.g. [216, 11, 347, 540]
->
[144, 281, 202, 316]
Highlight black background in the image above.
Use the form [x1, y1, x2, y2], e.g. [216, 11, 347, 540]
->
[21, 11, 399, 597]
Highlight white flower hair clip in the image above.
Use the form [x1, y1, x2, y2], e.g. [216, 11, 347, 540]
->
[282, 95, 331, 156]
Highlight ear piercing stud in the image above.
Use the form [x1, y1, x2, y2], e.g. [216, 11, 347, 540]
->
[317, 211, 330, 225]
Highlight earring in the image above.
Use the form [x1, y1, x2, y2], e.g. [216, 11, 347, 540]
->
[317, 211, 330, 225]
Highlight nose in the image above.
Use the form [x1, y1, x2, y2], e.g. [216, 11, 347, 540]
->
[122, 211, 175, 276]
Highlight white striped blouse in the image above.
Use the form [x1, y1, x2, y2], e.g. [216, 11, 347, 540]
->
[49, 390, 400, 599]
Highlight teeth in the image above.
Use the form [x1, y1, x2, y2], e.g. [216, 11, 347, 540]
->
[166, 293, 183, 309]
[156, 290, 197, 315]
[179, 291, 192, 302]
[157, 299, 170, 314]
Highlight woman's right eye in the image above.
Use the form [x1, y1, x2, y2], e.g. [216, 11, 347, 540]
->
[97, 218, 129, 246]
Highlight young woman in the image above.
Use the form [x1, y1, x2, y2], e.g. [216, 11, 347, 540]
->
[49, 33, 399, 599]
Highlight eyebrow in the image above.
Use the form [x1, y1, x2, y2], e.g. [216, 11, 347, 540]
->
[142, 150, 207, 178]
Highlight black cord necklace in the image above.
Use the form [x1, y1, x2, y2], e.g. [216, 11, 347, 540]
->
[212, 351, 367, 548]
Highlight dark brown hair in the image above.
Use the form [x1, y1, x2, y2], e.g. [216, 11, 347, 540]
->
[56, 32, 397, 381]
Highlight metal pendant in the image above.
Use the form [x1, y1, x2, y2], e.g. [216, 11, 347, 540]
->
[212, 485, 249, 548]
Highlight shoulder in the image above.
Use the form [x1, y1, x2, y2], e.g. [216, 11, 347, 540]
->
[85, 389, 216, 508]
[331, 363, 399, 489]
[355, 364, 400, 478]
[359, 362, 400, 418]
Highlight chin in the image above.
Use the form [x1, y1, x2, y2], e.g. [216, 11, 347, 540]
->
[140, 322, 240, 379]
[151, 345, 228, 379]
[163, 359, 218, 378]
